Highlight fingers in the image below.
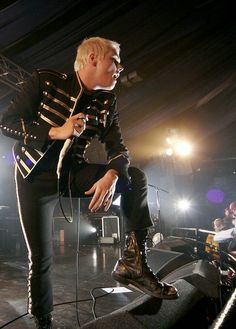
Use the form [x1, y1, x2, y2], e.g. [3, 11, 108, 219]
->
[88, 191, 104, 212]
[103, 194, 113, 212]
[73, 113, 88, 127]
[72, 113, 88, 136]
[85, 175, 117, 212]
[87, 189, 113, 213]
[74, 119, 86, 128]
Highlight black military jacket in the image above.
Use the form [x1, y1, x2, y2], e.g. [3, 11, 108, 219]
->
[0, 69, 130, 179]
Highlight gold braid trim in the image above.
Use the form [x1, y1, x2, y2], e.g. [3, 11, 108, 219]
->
[20, 118, 27, 144]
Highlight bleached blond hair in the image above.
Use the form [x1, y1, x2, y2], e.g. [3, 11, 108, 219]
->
[74, 37, 120, 71]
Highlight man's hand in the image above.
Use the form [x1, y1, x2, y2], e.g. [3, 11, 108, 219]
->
[85, 169, 119, 212]
[48, 112, 88, 140]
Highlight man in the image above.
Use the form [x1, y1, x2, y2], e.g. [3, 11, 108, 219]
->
[0, 37, 178, 329]
[205, 218, 226, 262]
[214, 218, 236, 244]
[215, 202, 236, 244]
[223, 206, 234, 229]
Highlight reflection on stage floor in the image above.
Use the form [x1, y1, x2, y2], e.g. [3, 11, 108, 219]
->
[0, 244, 141, 329]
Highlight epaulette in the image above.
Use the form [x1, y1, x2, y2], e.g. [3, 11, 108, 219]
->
[36, 68, 68, 80]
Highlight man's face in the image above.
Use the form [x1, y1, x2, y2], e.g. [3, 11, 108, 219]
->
[232, 218, 236, 228]
[93, 49, 123, 90]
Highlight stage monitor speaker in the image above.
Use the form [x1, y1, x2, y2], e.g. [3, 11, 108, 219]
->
[155, 236, 195, 254]
[147, 247, 193, 280]
[163, 259, 220, 298]
[81, 279, 209, 329]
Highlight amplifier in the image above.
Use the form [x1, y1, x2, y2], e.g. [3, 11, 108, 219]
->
[101, 216, 120, 242]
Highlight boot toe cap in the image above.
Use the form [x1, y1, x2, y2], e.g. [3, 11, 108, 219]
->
[156, 282, 179, 299]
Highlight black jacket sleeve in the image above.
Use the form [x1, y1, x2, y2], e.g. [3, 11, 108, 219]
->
[100, 104, 130, 181]
[0, 70, 52, 152]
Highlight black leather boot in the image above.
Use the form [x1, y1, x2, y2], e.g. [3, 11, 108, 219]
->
[112, 230, 178, 299]
[34, 313, 53, 329]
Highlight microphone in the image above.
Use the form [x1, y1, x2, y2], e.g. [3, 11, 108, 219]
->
[56, 137, 75, 180]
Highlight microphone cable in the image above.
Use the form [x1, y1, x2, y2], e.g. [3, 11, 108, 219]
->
[0, 289, 114, 328]
[75, 196, 81, 327]
[56, 137, 82, 326]
[90, 287, 114, 320]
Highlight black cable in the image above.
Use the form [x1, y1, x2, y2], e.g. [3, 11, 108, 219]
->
[89, 287, 114, 320]
[0, 313, 29, 329]
[57, 178, 73, 223]
[0, 289, 115, 328]
[75, 197, 81, 327]
[57, 169, 81, 327]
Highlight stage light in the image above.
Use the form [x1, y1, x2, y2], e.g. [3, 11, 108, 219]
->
[90, 227, 97, 233]
[164, 147, 173, 156]
[174, 140, 192, 157]
[166, 137, 172, 145]
[163, 129, 193, 158]
[176, 198, 191, 211]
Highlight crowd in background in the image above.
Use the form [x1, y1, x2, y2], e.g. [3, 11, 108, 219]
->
[205, 202, 236, 276]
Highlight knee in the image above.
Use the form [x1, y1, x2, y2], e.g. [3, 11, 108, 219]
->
[128, 166, 148, 185]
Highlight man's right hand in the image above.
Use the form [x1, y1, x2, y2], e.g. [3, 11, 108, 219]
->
[48, 112, 87, 140]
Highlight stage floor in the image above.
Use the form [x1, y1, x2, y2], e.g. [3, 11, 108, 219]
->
[1, 237, 230, 329]
[0, 243, 141, 329]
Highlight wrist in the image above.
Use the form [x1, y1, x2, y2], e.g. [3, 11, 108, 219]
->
[105, 169, 119, 180]
[49, 127, 66, 140]
[48, 127, 58, 140]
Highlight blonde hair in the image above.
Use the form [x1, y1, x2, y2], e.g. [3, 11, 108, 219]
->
[74, 37, 120, 71]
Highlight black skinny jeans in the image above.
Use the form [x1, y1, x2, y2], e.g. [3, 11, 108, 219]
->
[15, 163, 152, 317]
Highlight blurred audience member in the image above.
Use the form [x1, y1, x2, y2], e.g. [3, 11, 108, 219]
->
[205, 218, 226, 261]
[223, 206, 234, 229]
[214, 208, 236, 282]
[227, 217, 236, 258]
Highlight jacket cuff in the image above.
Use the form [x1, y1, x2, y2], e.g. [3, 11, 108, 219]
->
[24, 120, 52, 152]
[106, 154, 130, 182]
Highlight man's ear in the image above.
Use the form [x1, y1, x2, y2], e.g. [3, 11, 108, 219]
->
[88, 52, 97, 66]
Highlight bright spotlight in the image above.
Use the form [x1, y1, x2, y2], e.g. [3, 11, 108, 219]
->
[175, 140, 192, 157]
[176, 199, 191, 211]
[90, 227, 97, 233]
[166, 137, 172, 145]
[164, 147, 173, 156]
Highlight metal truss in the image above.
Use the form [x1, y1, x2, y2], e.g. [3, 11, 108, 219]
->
[0, 54, 31, 91]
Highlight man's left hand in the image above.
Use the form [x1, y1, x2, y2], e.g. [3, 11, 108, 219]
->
[85, 169, 118, 212]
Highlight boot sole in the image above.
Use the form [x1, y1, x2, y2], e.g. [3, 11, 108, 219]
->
[112, 272, 179, 300]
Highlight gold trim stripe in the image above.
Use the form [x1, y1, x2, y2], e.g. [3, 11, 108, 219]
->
[53, 86, 77, 101]
[39, 113, 59, 127]
[108, 154, 130, 164]
[46, 94, 73, 113]
[24, 151, 37, 165]
[19, 159, 31, 173]
[20, 118, 26, 134]
[35, 149, 43, 156]
[42, 104, 68, 121]
[20, 118, 27, 145]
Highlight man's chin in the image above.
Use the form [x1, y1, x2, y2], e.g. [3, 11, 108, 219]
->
[94, 81, 116, 91]
[100, 84, 116, 91]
